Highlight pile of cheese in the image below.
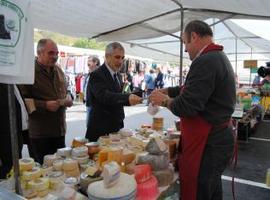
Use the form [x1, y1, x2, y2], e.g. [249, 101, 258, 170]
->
[137, 137, 174, 187]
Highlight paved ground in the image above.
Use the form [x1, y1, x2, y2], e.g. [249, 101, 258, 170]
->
[22, 102, 270, 199]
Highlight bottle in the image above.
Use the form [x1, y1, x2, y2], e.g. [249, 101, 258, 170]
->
[266, 168, 270, 187]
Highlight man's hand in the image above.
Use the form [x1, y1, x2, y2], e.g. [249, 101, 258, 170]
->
[129, 94, 143, 106]
[64, 94, 73, 107]
[149, 90, 170, 107]
[156, 88, 168, 95]
[46, 100, 60, 112]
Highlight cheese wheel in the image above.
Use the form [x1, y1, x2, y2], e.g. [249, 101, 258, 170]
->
[134, 164, 152, 183]
[53, 159, 64, 171]
[40, 165, 53, 177]
[64, 168, 80, 178]
[72, 155, 89, 164]
[88, 173, 136, 200]
[71, 146, 88, 157]
[57, 147, 72, 158]
[19, 158, 35, 171]
[22, 189, 37, 199]
[43, 154, 59, 167]
[28, 178, 50, 191]
[49, 171, 65, 190]
[37, 189, 49, 197]
[62, 159, 79, 171]
[21, 167, 42, 181]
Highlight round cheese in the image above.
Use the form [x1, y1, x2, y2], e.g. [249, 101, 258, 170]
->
[19, 158, 35, 171]
[57, 147, 72, 158]
[28, 178, 50, 191]
[88, 173, 136, 200]
[43, 154, 59, 167]
[21, 167, 42, 181]
[62, 159, 79, 171]
[71, 146, 88, 157]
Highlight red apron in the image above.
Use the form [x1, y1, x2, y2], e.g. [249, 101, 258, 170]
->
[179, 115, 212, 200]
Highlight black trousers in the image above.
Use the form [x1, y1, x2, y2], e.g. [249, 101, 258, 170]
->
[197, 127, 234, 200]
[0, 134, 22, 179]
[29, 136, 65, 165]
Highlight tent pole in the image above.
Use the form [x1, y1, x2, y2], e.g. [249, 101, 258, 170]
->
[7, 84, 22, 195]
[179, 5, 184, 86]
[235, 37, 238, 75]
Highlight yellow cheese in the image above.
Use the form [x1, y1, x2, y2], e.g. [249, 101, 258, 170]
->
[62, 159, 79, 171]
[107, 148, 122, 164]
[19, 158, 35, 171]
[98, 150, 108, 166]
[121, 149, 135, 164]
[28, 178, 50, 191]
[21, 167, 42, 181]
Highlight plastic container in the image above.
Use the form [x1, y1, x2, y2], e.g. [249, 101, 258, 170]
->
[134, 164, 152, 183]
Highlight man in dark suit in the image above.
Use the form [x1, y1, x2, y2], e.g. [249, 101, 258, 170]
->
[85, 42, 142, 141]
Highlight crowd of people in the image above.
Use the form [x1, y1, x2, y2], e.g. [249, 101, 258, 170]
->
[0, 20, 237, 200]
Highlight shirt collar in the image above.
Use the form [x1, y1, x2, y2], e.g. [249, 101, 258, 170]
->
[193, 44, 208, 61]
[105, 62, 117, 78]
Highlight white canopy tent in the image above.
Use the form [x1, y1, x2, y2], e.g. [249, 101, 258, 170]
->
[31, 0, 270, 39]
[31, 0, 270, 82]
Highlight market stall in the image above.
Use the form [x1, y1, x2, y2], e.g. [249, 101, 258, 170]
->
[1, 119, 181, 199]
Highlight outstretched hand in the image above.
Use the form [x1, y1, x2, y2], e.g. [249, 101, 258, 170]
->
[129, 94, 143, 105]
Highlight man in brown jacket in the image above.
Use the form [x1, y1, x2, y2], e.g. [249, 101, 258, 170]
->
[20, 39, 72, 164]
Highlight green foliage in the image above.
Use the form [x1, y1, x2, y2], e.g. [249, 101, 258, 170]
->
[34, 30, 106, 50]
[73, 38, 106, 50]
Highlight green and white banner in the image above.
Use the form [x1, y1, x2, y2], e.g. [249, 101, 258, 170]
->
[0, 0, 34, 84]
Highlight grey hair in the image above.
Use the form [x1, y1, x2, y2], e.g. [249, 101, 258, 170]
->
[88, 55, 100, 66]
[105, 42, 124, 55]
[36, 38, 55, 54]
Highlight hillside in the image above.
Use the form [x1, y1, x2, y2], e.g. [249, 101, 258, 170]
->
[34, 30, 107, 50]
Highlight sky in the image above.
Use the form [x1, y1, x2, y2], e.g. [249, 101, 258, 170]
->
[232, 19, 270, 41]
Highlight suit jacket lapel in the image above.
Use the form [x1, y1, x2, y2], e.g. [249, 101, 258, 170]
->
[100, 64, 121, 92]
